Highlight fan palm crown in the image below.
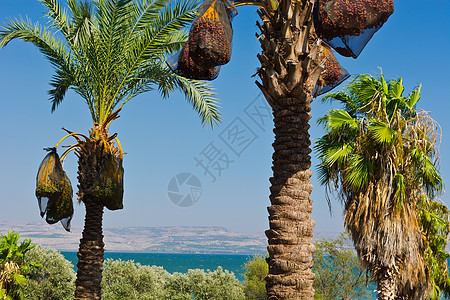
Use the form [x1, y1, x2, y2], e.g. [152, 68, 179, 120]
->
[315, 73, 446, 299]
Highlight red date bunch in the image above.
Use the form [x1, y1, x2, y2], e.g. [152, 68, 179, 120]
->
[365, 0, 394, 29]
[189, 3, 231, 69]
[177, 42, 218, 80]
[317, 0, 337, 39]
[316, 0, 393, 39]
[318, 0, 367, 39]
[322, 53, 342, 85]
[332, 0, 367, 36]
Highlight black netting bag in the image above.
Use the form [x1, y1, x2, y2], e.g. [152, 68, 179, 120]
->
[35, 148, 74, 231]
[188, 0, 237, 69]
[315, 44, 350, 96]
[314, 0, 394, 58]
[173, 42, 220, 80]
[93, 148, 124, 211]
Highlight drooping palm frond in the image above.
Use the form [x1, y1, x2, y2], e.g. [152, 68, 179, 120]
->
[39, 0, 71, 35]
[0, 17, 79, 111]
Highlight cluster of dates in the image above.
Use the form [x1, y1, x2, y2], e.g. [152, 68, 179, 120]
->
[35, 148, 74, 231]
[316, 44, 350, 96]
[315, 0, 394, 58]
[176, 0, 236, 80]
[35, 141, 124, 231]
[92, 145, 124, 211]
[314, 0, 393, 95]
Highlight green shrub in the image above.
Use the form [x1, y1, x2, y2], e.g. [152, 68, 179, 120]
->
[102, 259, 171, 300]
[102, 260, 245, 300]
[313, 233, 372, 300]
[22, 246, 75, 300]
[242, 255, 268, 300]
[0, 231, 37, 300]
[183, 267, 244, 300]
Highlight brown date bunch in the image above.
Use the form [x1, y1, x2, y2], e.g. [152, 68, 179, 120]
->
[322, 55, 343, 85]
[365, 0, 394, 29]
[189, 18, 231, 69]
[332, 0, 367, 36]
[177, 42, 218, 80]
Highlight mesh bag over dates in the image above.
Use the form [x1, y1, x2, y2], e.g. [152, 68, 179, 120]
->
[314, 0, 394, 58]
[175, 42, 220, 80]
[315, 44, 350, 96]
[188, 0, 237, 69]
[93, 145, 124, 211]
[35, 148, 74, 231]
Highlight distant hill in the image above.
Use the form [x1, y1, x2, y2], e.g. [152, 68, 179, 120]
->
[0, 221, 267, 254]
[0, 221, 340, 254]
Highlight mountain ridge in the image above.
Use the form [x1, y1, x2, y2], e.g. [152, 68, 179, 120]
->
[0, 221, 340, 254]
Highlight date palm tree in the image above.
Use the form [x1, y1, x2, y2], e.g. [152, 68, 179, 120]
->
[255, 0, 323, 298]
[315, 73, 446, 299]
[0, 0, 220, 299]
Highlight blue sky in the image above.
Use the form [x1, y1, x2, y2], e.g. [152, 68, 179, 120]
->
[0, 0, 449, 236]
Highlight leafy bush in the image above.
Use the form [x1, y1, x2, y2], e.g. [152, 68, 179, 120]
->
[242, 255, 268, 300]
[22, 246, 75, 300]
[313, 233, 372, 300]
[182, 267, 244, 299]
[101, 259, 245, 300]
[0, 231, 37, 300]
[101, 259, 171, 300]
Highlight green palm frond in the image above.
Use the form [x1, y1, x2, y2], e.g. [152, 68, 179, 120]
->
[317, 164, 332, 186]
[49, 69, 77, 111]
[67, 0, 96, 48]
[173, 75, 221, 128]
[39, 0, 71, 36]
[324, 143, 353, 167]
[320, 109, 359, 133]
[344, 154, 373, 191]
[0, 18, 78, 111]
[393, 173, 405, 210]
[368, 120, 397, 146]
[406, 84, 421, 110]
[388, 77, 404, 99]
[349, 74, 382, 109]
[134, 0, 196, 59]
[1, 0, 220, 127]
[411, 148, 443, 196]
[130, 0, 169, 33]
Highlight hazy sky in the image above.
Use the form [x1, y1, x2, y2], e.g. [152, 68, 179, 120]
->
[1, 0, 449, 237]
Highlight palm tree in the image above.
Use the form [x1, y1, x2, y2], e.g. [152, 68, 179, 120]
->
[315, 73, 446, 299]
[253, 0, 396, 297]
[255, 0, 323, 298]
[0, 0, 220, 299]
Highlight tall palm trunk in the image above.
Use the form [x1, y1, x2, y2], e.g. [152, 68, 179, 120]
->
[256, 0, 322, 298]
[377, 268, 397, 300]
[74, 138, 106, 300]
